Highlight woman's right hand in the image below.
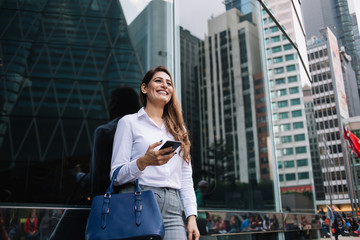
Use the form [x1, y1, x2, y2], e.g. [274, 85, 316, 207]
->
[136, 141, 176, 171]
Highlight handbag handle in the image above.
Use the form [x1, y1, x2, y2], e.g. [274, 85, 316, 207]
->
[106, 165, 141, 194]
[101, 165, 143, 228]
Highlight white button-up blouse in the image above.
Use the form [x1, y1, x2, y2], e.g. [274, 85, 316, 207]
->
[110, 107, 197, 218]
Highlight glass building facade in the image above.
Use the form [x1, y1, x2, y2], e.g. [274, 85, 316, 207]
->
[0, 0, 322, 239]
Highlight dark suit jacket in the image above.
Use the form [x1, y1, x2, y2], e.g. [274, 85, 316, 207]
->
[78, 117, 121, 196]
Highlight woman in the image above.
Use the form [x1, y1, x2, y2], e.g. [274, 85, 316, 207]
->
[24, 209, 39, 240]
[111, 66, 200, 240]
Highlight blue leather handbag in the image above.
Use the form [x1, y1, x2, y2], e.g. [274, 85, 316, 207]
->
[85, 166, 165, 240]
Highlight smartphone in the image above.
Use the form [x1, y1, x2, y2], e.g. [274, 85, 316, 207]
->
[159, 140, 181, 155]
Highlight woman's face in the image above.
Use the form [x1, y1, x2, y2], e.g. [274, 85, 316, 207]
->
[142, 71, 173, 107]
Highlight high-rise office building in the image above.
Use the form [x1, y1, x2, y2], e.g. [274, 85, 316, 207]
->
[0, 0, 143, 204]
[302, 0, 360, 98]
[199, 8, 262, 184]
[128, 0, 172, 71]
[263, 0, 315, 211]
[339, 47, 360, 117]
[303, 85, 326, 202]
[179, 27, 202, 182]
[307, 28, 353, 209]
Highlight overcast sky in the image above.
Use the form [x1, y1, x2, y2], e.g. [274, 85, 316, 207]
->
[120, 0, 359, 40]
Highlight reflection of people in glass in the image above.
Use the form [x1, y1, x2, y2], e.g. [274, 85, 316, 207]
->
[240, 215, 253, 232]
[300, 215, 312, 237]
[8, 210, 21, 240]
[263, 215, 270, 231]
[111, 66, 200, 240]
[212, 216, 227, 234]
[77, 87, 140, 196]
[270, 214, 279, 230]
[24, 209, 39, 240]
[251, 215, 262, 231]
[228, 215, 240, 233]
[195, 180, 208, 207]
[0, 209, 10, 240]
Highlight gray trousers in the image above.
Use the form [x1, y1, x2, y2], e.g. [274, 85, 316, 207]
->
[140, 185, 187, 240]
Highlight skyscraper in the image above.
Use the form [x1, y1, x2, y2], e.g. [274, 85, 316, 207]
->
[302, 0, 360, 97]
[199, 8, 262, 184]
[128, 0, 172, 71]
[0, 0, 143, 203]
[307, 28, 353, 209]
[179, 27, 202, 182]
[263, 0, 315, 211]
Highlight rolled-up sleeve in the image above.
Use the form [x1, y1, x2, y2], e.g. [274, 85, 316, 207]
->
[179, 160, 197, 218]
[110, 117, 143, 185]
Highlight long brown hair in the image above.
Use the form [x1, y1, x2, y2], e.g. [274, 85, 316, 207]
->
[140, 66, 191, 163]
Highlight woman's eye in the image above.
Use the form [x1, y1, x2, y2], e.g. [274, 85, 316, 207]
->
[167, 82, 172, 86]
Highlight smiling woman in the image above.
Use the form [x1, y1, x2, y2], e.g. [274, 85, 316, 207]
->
[111, 66, 200, 240]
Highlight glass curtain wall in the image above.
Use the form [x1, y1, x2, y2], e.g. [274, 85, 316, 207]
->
[0, 0, 321, 239]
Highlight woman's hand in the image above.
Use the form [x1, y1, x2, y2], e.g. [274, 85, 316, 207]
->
[187, 215, 200, 240]
[136, 141, 176, 171]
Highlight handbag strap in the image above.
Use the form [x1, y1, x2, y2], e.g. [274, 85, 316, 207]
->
[101, 165, 143, 228]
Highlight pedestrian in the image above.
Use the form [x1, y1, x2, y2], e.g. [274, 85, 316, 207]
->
[111, 66, 200, 240]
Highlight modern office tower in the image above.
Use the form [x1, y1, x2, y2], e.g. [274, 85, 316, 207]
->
[128, 0, 172, 71]
[339, 47, 360, 117]
[0, 0, 143, 203]
[302, 0, 360, 97]
[199, 8, 262, 184]
[307, 28, 352, 209]
[303, 85, 326, 202]
[263, 0, 315, 210]
[254, 73, 271, 180]
[179, 27, 202, 181]
[224, 0, 255, 15]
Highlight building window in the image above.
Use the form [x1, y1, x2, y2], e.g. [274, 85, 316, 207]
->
[279, 112, 289, 119]
[293, 121, 304, 129]
[286, 173, 296, 181]
[291, 98, 301, 105]
[281, 136, 292, 143]
[298, 172, 309, 179]
[273, 56, 283, 63]
[279, 174, 284, 181]
[286, 65, 296, 72]
[292, 110, 302, 117]
[289, 87, 299, 94]
[278, 161, 283, 169]
[283, 148, 294, 155]
[284, 160, 295, 168]
[284, 44, 293, 50]
[295, 146, 307, 154]
[274, 67, 284, 74]
[288, 75, 298, 82]
[270, 26, 279, 32]
[294, 134, 305, 141]
[272, 46, 282, 53]
[276, 78, 286, 85]
[277, 89, 287, 96]
[281, 123, 291, 131]
[297, 159, 308, 167]
[271, 36, 281, 43]
[278, 100, 289, 108]
[285, 54, 294, 61]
